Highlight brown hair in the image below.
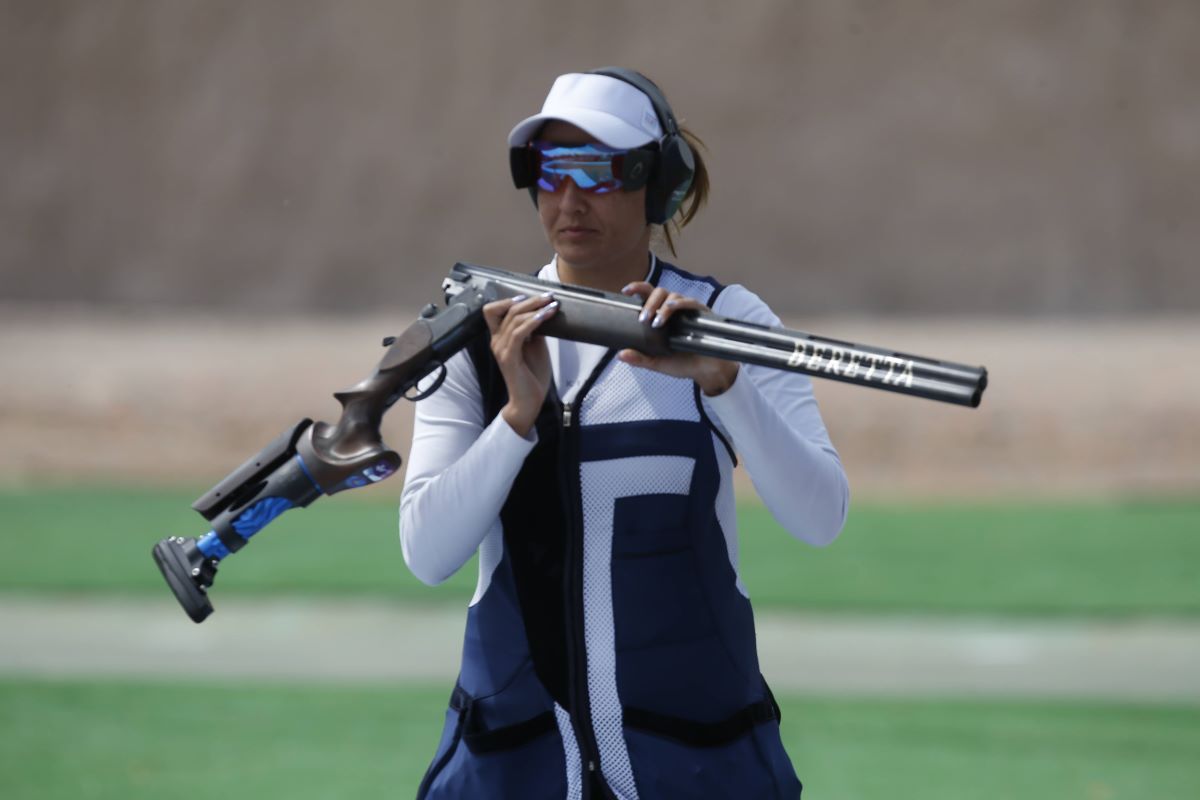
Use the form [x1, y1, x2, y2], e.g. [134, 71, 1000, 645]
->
[660, 126, 710, 256]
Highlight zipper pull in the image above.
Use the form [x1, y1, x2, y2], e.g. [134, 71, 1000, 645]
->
[562, 401, 573, 428]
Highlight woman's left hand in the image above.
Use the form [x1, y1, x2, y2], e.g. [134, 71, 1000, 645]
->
[618, 281, 739, 397]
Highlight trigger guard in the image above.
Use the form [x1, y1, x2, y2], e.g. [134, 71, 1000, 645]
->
[405, 362, 447, 402]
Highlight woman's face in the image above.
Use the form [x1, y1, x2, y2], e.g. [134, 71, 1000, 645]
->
[537, 121, 651, 279]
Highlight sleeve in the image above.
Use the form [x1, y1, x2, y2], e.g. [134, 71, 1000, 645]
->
[702, 285, 850, 546]
[398, 349, 538, 585]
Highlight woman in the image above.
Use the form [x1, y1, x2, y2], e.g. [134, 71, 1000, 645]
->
[400, 68, 848, 800]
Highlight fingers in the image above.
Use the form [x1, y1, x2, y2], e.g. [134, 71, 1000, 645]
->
[617, 348, 656, 369]
[620, 283, 705, 330]
[620, 281, 654, 300]
[485, 293, 558, 367]
[483, 293, 552, 335]
[619, 344, 739, 394]
[488, 294, 558, 435]
[507, 299, 559, 345]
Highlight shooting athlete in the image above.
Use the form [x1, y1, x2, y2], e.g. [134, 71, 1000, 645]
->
[400, 69, 849, 800]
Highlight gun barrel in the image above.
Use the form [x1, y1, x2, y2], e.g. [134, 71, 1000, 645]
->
[447, 262, 988, 407]
[670, 326, 985, 407]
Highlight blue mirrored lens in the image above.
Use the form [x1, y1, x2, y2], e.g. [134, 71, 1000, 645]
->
[534, 142, 624, 194]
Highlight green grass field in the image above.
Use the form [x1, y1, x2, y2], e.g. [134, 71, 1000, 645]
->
[2, 487, 1198, 797]
[2, 679, 1197, 800]
[1, 486, 1197, 616]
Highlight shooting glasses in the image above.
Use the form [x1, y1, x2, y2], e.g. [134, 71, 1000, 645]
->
[531, 140, 655, 194]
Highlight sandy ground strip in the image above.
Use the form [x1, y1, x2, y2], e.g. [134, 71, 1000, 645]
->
[2, 307, 1197, 500]
[3, 596, 1198, 701]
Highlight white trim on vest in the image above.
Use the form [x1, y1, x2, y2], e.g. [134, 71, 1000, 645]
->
[554, 703, 583, 800]
[579, 455, 696, 800]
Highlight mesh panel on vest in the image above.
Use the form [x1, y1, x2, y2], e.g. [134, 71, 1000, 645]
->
[579, 266, 716, 426]
[659, 271, 719, 306]
[581, 359, 699, 425]
[554, 703, 583, 800]
[580, 456, 696, 800]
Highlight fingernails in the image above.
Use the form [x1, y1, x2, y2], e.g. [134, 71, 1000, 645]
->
[511, 294, 528, 303]
[540, 291, 555, 298]
[639, 309, 651, 324]
[535, 301, 559, 320]
[652, 313, 665, 329]
[621, 283, 637, 295]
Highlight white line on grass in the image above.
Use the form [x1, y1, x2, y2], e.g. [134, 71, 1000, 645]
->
[2, 596, 1198, 701]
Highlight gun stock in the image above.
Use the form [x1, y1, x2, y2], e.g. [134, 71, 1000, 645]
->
[152, 287, 488, 622]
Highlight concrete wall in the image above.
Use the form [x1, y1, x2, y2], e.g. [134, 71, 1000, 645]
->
[2, 0, 1197, 315]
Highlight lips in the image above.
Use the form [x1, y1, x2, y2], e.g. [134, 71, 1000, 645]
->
[559, 226, 597, 241]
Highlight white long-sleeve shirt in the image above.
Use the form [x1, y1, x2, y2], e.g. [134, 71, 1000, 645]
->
[399, 258, 849, 588]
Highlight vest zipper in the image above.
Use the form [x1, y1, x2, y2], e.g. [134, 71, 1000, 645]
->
[558, 345, 621, 800]
[559, 396, 603, 797]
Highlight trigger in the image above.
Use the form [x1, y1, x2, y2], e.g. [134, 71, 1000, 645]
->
[405, 362, 447, 402]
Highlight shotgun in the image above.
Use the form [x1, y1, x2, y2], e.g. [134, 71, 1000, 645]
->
[153, 263, 987, 622]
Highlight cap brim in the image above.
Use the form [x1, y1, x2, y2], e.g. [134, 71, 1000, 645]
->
[508, 107, 657, 149]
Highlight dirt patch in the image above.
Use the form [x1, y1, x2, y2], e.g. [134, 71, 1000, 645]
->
[1, 306, 1196, 501]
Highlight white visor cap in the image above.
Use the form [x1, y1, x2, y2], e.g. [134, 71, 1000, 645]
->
[508, 72, 663, 149]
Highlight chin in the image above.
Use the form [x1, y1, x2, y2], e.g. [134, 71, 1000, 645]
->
[556, 243, 604, 268]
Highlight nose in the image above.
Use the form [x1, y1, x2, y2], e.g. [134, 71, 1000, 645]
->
[559, 177, 588, 213]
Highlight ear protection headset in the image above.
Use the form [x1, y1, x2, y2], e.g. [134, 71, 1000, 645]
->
[509, 67, 696, 225]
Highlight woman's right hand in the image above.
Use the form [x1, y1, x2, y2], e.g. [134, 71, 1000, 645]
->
[484, 293, 559, 438]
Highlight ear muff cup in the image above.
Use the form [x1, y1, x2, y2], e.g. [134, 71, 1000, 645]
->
[589, 67, 696, 225]
[510, 147, 536, 191]
[509, 146, 540, 207]
[645, 133, 695, 224]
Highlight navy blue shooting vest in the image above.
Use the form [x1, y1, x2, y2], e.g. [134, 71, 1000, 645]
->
[416, 260, 801, 800]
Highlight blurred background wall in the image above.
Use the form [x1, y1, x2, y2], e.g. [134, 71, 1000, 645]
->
[1, 0, 1197, 495]
[2, 0, 1197, 315]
